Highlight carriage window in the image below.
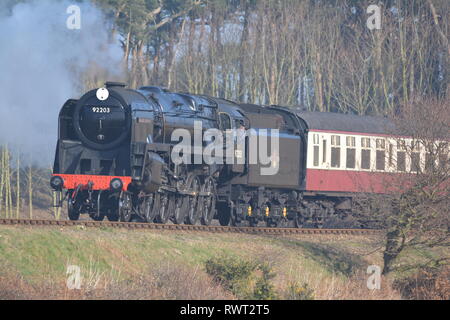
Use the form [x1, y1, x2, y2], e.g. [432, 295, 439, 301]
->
[438, 143, 448, 169]
[346, 136, 355, 147]
[376, 138, 385, 149]
[361, 150, 371, 169]
[313, 146, 319, 167]
[346, 149, 356, 169]
[331, 135, 340, 168]
[411, 140, 420, 151]
[396, 140, 406, 172]
[397, 151, 406, 172]
[322, 140, 327, 164]
[312, 134, 320, 167]
[361, 138, 371, 169]
[313, 134, 320, 145]
[376, 151, 385, 171]
[346, 136, 356, 169]
[361, 137, 370, 148]
[438, 153, 448, 169]
[411, 152, 421, 172]
[388, 144, 394, 166]
[410, 140, 420, 172]
[376, 138, 385, 171]
[397, 140, 406, 151]
[331, 135, 340, 146]
[411, 140, 420, 172]
[425, 153, 435, 172]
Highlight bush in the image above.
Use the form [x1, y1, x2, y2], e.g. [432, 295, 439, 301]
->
[253, 263, 278, 300]
[285, 282, 315, 300]
[205, 255, 257, 298]
[393, 266, 449, 300]
[205, 255, 278, 299]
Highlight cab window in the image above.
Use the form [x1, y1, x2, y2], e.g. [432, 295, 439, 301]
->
[219, 113, 232, 130]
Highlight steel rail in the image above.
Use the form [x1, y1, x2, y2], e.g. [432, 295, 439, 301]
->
[0, 218, 380, 236]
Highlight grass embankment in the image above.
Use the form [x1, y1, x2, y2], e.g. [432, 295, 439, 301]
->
[0, 225, 399, 299]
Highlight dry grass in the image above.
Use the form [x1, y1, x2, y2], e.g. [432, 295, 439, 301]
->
[0, 259, 232, 300]
[300, 272, 400, 300]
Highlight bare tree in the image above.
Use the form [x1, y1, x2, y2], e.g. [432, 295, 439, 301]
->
[356, 97, 449, 275]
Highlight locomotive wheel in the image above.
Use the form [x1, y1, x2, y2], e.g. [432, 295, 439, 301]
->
[314, 220, 324, 229]
[142, 193, 159, 223]
[276, 218, 289, 228]
[217, 202, 231, 226]
[91, 212, 105, 221]
[249, 217, 259, 227]
[106, 206, 120, 221]
[200, 177, 216, 226]
[185, 176, 201, 225]
[118, 192, 132, 222]
[67, 198, 81, 221]
[266, 219, 278, 228]
[173, 195, 188, 224]
[294, 212, 305, 228]
[156, 193, 172, 224]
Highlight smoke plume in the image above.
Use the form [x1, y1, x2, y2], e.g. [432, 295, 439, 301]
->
[0, 0, 122, 164]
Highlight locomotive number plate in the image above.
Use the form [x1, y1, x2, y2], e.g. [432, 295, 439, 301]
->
[91, 107, 111, 113]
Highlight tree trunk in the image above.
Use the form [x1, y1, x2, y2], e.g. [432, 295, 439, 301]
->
[383, 227, 405, 274]
[238, 3, 250, 102]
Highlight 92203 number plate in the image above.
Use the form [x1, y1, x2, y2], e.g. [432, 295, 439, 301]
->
[91, 107, 111, 113]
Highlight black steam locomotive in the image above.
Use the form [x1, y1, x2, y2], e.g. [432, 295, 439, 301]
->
[51, 82, 393, 227]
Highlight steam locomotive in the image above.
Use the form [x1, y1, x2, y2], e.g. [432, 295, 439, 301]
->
[51, 82, 404, 228]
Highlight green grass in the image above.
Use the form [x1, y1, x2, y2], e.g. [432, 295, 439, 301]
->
[0, 226, 378, 281]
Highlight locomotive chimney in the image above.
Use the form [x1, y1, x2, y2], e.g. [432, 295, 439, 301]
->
[105, 81, 127, 89]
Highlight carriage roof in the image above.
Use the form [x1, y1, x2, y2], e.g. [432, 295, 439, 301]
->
[296, 111, 396, 135]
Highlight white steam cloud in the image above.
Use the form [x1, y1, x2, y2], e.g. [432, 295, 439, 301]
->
[0, 0, 122, 164]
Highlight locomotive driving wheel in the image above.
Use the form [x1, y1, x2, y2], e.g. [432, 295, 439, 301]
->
[172, 194, 188, 225]
[118, 192, 132, 222]
[217, 202, 231, 226]
[172, 176, 189, 224]
[200, 177, 216, 226]
[185, 175, 201, 225]
[142, 193, 159, 223]
[294, 212, 305, 228]
[156, 193, 173, 224]
[91, 211, 105, 221]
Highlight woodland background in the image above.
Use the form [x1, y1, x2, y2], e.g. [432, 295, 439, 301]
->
[0, 0, 448, 215]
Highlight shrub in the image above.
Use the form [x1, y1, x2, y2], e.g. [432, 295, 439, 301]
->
[285, 281, 315, 300]
[205, 255, 278, 299]
[205, 255, 257, 298]
[393, 266, 449, 300]
[253, 263, 278, 300]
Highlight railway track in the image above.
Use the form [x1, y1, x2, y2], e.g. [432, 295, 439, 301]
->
[0, 218, 380, 236]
